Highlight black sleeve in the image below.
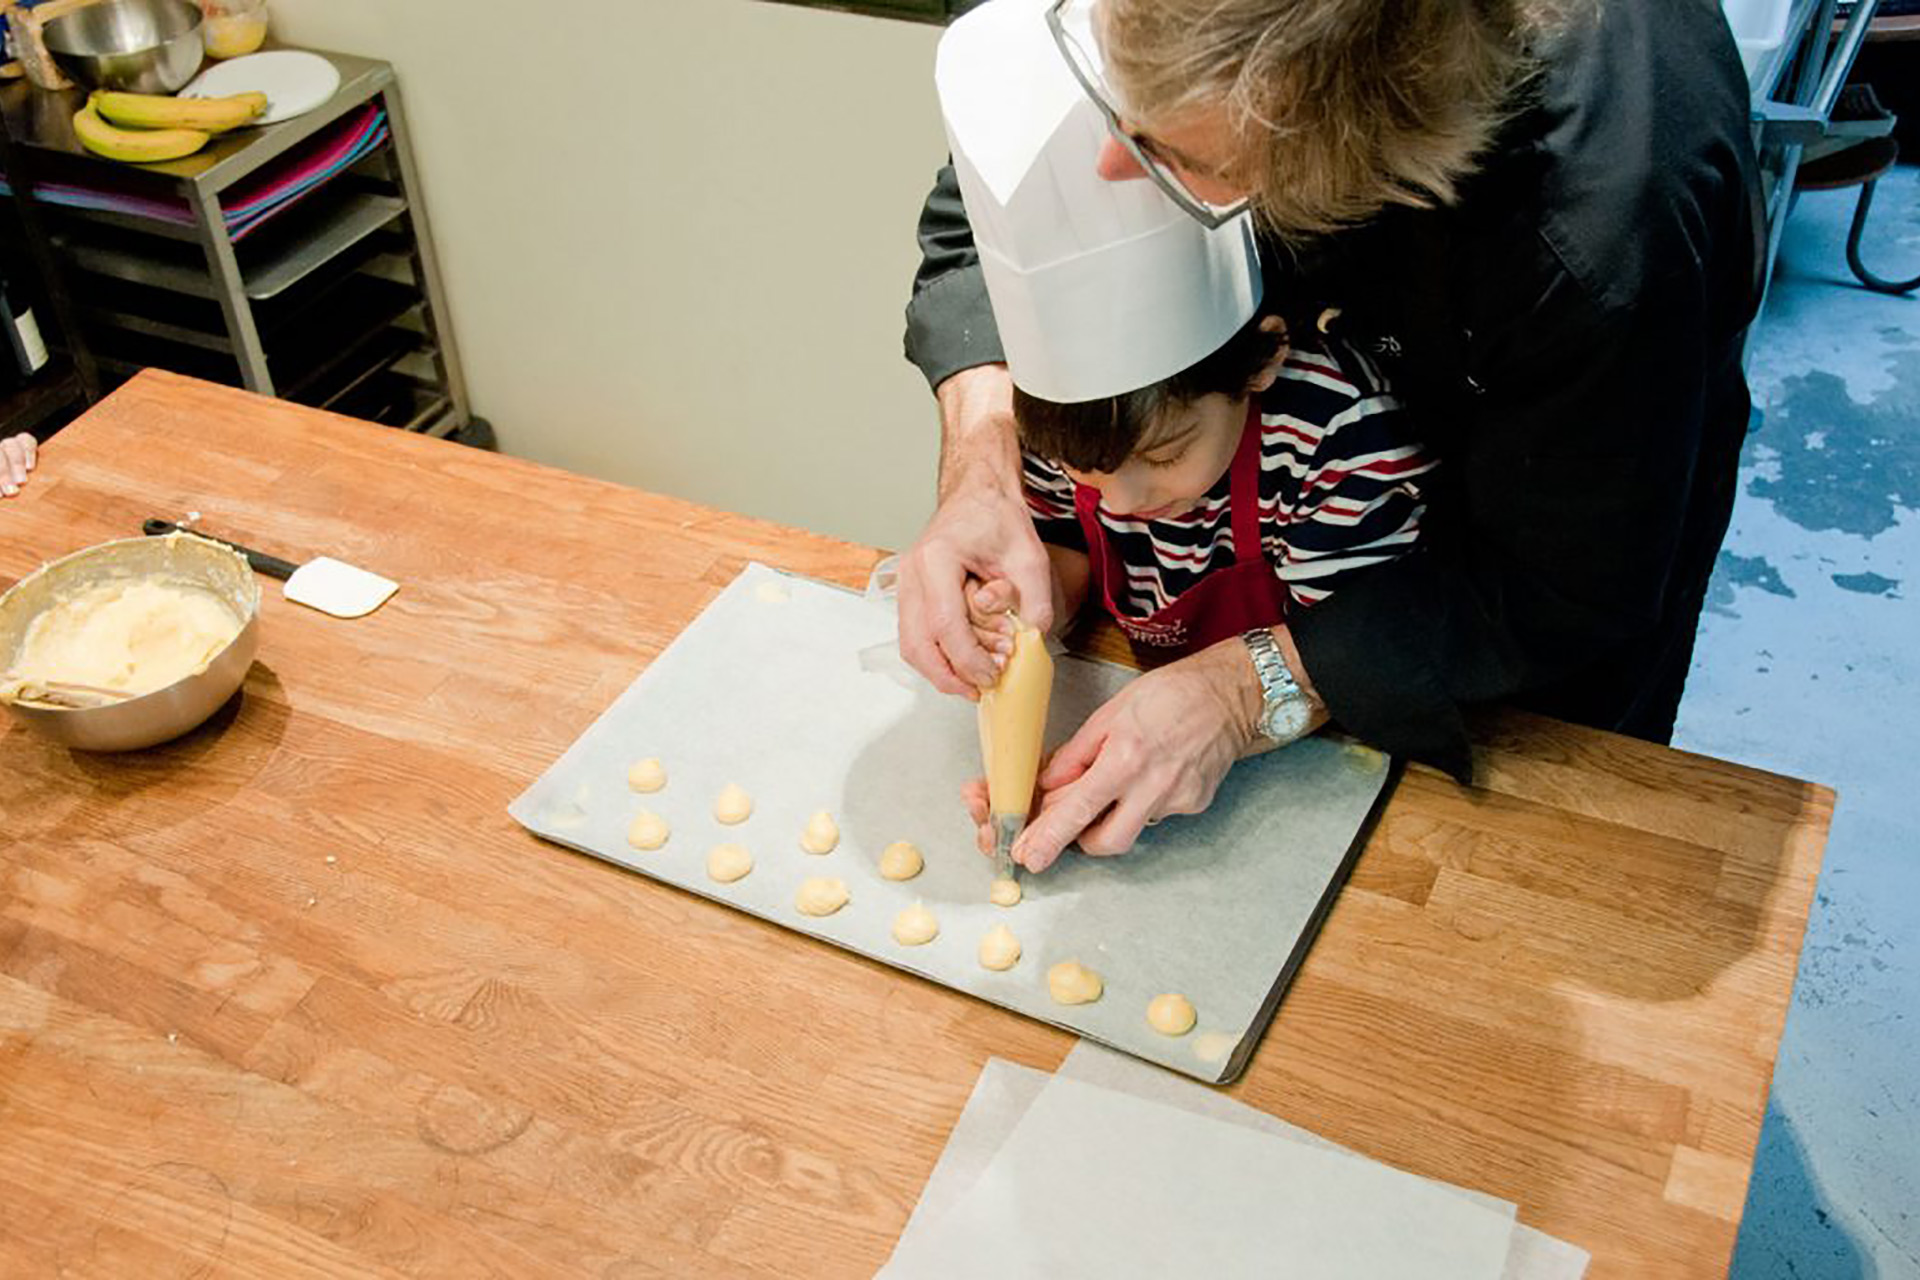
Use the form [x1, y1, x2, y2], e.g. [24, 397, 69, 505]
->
[903, 162, 1006, 392]
[1290, 258, 1733, 783]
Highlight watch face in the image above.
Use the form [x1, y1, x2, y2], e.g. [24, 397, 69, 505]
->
[1262, 697, 1314, 742]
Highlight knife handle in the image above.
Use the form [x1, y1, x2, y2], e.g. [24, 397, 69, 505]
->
[143, 518, 299, 580]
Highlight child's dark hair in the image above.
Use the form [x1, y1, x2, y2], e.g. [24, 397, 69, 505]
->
[1013, 313, 1286, 474]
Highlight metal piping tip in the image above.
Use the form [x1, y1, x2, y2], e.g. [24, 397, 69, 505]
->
[992, 813, 1024, 881]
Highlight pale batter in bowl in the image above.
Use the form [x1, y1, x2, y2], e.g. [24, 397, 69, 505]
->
[8, 577, 242, 697]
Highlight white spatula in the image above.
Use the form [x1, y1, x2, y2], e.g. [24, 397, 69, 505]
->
[143, 519, 398, 620]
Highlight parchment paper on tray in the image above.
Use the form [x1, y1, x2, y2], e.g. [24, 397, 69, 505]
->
[509, 563, 1395, 1084]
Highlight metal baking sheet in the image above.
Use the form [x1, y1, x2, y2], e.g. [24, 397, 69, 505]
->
[508, 563, 1394, 1083]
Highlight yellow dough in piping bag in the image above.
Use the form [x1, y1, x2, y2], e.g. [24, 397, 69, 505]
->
[977, 618, 1052, 828]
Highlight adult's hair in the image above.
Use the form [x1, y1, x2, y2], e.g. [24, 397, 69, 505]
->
[1013, 313, 1285, 474]
[1100, 0, 1587, 238]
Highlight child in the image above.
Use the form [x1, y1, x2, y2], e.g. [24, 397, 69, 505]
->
[992, 312, 1430, 663]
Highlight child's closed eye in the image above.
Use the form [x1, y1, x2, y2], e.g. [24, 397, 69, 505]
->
[1142, 448, 1187, 470]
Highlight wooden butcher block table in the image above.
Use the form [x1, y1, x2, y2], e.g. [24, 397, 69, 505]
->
[0, 371, 1832, 1279]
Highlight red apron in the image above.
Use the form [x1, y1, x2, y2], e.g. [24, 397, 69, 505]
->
[1074, 403, 1291, 666]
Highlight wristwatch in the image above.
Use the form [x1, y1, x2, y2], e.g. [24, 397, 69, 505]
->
[1241, 628, 1316, 745]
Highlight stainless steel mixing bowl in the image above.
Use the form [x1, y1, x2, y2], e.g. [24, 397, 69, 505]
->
[0, 533, 261, 752]
[42, 0, 205, 94]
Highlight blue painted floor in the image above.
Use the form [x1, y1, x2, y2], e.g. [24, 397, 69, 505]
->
[1676, 163, 1920, 1278]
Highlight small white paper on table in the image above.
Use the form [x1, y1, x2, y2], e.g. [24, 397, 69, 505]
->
[881, 1067, 1517, 1280]
[887, 1046, 1588, 1280]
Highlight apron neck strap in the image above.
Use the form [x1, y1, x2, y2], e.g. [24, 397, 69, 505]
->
[1228, 399, 1264, 564]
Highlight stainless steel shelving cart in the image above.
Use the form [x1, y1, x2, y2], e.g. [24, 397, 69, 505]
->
[1747, 0, 1890, 315]
[0, 50, 472, 437]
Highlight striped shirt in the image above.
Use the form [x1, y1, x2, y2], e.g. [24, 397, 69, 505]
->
[1023, 337, 1433, 618]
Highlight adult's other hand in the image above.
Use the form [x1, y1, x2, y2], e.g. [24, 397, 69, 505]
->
[999, 637, 1270, 872]
[898, 365, 1053, 697]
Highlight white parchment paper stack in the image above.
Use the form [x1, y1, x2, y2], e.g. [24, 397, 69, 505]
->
[881, 1043, 1591, 1279]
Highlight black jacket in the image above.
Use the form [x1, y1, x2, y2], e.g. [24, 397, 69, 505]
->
[903, 0, 1764, 782]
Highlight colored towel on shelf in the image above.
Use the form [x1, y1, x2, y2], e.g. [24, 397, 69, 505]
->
[0, 177, 197, 226]
[0, 104, 391, 240]
[228, 105, 392, 239]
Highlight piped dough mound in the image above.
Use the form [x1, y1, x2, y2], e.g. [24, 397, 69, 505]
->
[626, 811, 669, 851]
[713, 784, 753, 825]
[1192, 1032, 1236, 1065]
[707, 843, 753, 883]
[627, 757, 666, 793]
[978, 925, 1021, 971]
[1146, 993, 1197, 1036]
[799, 810, 839, 854]
[1046, 960, 1103, 1005]
[988, 877, 1021, 907]
[795, 876, 849, 917]
[891, 903, 939, 946]
[879, 841, 924, 881]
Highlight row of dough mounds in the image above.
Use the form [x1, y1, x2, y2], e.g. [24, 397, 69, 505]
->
[622, 757, 1196, 1033]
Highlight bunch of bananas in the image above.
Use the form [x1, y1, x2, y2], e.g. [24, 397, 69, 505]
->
[72, 89, 270, 164]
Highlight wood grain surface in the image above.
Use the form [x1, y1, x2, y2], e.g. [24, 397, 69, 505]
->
[0, 371, 1832, 1278]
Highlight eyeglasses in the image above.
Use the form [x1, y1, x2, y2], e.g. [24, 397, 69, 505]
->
[1045, 0, 1254, 230]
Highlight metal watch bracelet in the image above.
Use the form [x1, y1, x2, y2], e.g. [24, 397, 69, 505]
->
[1240, 627, 1315, 744]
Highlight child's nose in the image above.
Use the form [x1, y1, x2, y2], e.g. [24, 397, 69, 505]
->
[1097, 472, 1154, 515]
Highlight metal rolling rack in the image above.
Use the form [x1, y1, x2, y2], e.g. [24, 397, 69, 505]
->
[1747, 0, 1889, 316]
[0, 50, 471, 437]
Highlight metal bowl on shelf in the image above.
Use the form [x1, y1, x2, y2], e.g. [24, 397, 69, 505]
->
[0, 533, 261, 752]
[41, 0, 205, 94]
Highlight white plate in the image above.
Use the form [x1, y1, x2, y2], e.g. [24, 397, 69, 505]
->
[181, 50, 342, 125]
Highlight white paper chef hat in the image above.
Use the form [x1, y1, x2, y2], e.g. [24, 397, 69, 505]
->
[936, 0, 1262, 404]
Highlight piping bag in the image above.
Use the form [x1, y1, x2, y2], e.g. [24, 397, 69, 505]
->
[977, 615, 1053, 880]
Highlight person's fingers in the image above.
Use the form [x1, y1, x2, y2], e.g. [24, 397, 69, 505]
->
[1076, 788, 1157, 857]
[969, 626, 1014, 662]
[1004, 540, 1055, 634]
[1037, 708, 1111, 791]
[1014, 753, 1129, 873]
[965, 579, 1015, 659]
[919, 560, 1000, 693]
[970, 624, 1014, 658]
[20, 435, 35, 473]
[960, 776, 989, 826]
[937, 619, 1000, 693]
[1, 436, 23, 493]
[960, 777, 998, 854]
[897, 547, 973, 696]
[966, 577, 1016, 625]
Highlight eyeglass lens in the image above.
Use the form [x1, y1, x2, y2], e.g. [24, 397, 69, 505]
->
[1049, 0, 1250, 225]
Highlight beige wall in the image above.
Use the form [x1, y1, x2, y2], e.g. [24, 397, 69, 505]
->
[268, 0, 949, 552]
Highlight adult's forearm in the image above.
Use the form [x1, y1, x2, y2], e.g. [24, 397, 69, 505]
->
[934, 364, 1022, 503]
